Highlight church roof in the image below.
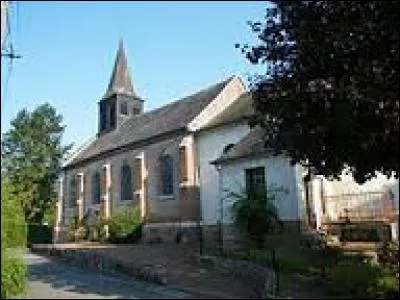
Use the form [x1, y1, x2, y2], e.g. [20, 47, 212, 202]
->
[103, 40, 138, 99]
[66, 76, 234, 168]
[212, 126, 271, 164]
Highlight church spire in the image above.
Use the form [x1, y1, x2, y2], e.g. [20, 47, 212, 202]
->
[103, 39, 136, 99]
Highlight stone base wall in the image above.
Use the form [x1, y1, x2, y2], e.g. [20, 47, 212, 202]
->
[31, 245, 167, 285]
[202, 221, 304, 252]
[142, 222, 200, 244]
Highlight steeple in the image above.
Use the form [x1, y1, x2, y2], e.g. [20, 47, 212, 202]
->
[98, 40, 144, 135]
[103, 39, 136, 99]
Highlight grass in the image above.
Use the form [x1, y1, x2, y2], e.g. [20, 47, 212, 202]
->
[220, 243, 399, 299]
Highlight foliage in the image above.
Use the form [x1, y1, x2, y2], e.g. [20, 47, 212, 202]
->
[43, 203, 57, 228]
[222, 244, 398, 298]
[80, 209, 106, 242]
[1, 257, 27, 299]
[222, 245, 341, 276]
[1, 179, 27, 249]
[328, 257, 399, 298]
[377, 241, 399, 277]
[229, 184, 283, 248]
[66, 215, 87, 242]
[1, 178, 27, 298]
[1, 103, 72, 223]
[106, 206, 142, 243]
[327, 258, 382, 297]
[238, 1, 399, 183]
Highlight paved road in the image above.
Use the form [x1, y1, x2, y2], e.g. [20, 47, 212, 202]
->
[24, 252, 196, 299]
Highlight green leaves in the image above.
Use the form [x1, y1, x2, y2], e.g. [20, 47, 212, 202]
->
[106, 206, 142, 242]
[239, 1, 399, 183]
[1, 103, 72, 223]
[229, 184, 283, 248]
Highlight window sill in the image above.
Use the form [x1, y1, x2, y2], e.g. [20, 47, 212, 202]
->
[158, 195, 174, 201]
[179, 181, 191, 187]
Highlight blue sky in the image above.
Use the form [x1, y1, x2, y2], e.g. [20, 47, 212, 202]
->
[1, 1, 267, 152]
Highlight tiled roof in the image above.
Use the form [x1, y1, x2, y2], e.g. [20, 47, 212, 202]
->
[212, 126, 270, 164]
[66, 76, 233, 167]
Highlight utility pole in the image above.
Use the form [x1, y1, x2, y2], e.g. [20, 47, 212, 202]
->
[1, 1, 21, 59]
[1, 1, 8, 49]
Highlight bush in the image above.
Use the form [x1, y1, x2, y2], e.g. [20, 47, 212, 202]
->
[1, 257, 27, 299]
[229, 184, 284, 248]
[106, 206, 142, 243]
[1, 179, 27, 298]
[66, 215, 85, 242]
[328, 258, 382, 298]
[378, 241, 399, 276]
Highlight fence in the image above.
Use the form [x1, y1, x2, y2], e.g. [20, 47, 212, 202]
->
[322, 191, 397, 223]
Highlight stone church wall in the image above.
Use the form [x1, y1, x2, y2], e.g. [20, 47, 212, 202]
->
[60, 132, 201, 241]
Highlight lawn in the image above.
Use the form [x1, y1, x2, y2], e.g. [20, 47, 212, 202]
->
[220, 241, 399, 299]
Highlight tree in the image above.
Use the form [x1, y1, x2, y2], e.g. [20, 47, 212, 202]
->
[1, 103, 72, 223]
[238, 1, 399, 183]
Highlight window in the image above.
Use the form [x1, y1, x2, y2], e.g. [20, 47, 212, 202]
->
[223, 143, 235, 154]
[160, 154, 173, 195]
[245, 167, 265, 198]
[132, 107, 141, 115]
[120, 163, 133, 201]
[179, 146, 188, 182]
[69, 176, 77, 207]
[92, 171, 101, 204]
[120, 102, 128, 115]
[100, 102, 107, 132]
[134, 158, 142, 191]
[109, 102, 116, 128]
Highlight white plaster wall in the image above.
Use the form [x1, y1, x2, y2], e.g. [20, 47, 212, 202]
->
[311, 171, 399, 222]
[220, 155, 301, 224]
[197, 122, 250, 225]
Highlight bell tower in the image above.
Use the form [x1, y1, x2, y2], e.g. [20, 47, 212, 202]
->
[98, 40, 144, 135]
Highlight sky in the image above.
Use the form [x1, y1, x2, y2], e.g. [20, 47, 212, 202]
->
[1, 1, 267, 152]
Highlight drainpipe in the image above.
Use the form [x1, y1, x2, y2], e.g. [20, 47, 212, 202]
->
[216, 164, 224, 254]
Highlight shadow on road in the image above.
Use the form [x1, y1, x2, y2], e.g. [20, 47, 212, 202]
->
[26, 253, 190, 299]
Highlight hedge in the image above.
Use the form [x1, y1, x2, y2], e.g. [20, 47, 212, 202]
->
[1, 179, 27, 298]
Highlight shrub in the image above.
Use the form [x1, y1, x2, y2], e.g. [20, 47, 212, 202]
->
[229, 184, 284, 248]
[66, 215, 83, 242]
[106, 206, 142, 243]
[1, 257, 27, 299]
[378, 241, 399, 276]
[1, 179, 27, 298]
[328, 258, 382, 297]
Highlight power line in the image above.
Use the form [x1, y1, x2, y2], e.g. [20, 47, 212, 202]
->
[1, 2, 22, 103]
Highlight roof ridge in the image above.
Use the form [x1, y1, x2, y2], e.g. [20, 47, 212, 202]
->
[119, 76, 234, 123]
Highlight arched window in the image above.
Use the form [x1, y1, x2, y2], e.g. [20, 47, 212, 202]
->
[160, 154, 173, 195]
[92, 171, 101, 204]
[69, 176, 77, 207]
[120, 163, 133, 201]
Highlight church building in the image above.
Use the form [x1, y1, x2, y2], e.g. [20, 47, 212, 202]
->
[55, 41, 398, 246]
[54, 40, 254, 244]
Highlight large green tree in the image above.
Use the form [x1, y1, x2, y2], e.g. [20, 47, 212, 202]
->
[2, 103, 72, 223]
[238, 1, 399, 183]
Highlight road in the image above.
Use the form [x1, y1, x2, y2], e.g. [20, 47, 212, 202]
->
[24, 252, 196, 299]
